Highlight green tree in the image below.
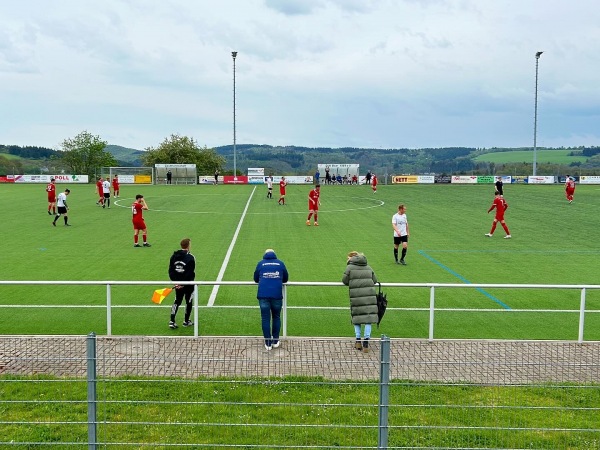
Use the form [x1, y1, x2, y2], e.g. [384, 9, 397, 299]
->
[0, 155, 24, 176]
[142, 134, 226, 174]
[59, 131, 116, 178]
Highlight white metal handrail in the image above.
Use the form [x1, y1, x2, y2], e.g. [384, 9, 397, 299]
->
[0, 281, 598, 342]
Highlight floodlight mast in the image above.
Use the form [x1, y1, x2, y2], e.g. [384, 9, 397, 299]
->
[232, 51, 238, 180]
[533, 51, 543, 176]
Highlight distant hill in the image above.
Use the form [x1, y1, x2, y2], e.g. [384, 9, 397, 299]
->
[104, 145, 145, 166]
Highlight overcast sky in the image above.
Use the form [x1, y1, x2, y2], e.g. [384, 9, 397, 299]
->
[1, 0, 599, 151]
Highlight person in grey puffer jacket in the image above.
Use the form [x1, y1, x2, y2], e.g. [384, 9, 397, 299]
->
[342, 251, 378, 353]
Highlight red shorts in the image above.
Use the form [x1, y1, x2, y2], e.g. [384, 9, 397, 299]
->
[279, 190, 286, 196]
[308, 202, 319, 211]
[47, 195, 56, 202]
[495, 215, 505, 221]
[132, 219, 146, 231]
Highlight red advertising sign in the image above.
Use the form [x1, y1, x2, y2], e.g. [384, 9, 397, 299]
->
[223, 176, 248, 184]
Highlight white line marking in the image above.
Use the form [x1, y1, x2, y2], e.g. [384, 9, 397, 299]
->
[207, 186, 257, 306]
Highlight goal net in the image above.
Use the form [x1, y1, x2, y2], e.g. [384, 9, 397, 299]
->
[100, 167, 154, 184]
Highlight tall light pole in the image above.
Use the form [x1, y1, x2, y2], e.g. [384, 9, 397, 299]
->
[232, 51, 238, 180]
[532, 51, 543, 176]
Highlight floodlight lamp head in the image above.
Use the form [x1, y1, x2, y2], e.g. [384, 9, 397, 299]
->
[232, 51, 238, 59]
[535, 51, 544, 58]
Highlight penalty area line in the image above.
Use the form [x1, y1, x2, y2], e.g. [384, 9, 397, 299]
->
[418, 250, 511, 310]
[207, 186, 257, 306]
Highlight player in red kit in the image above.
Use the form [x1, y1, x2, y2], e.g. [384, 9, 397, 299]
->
[306, 184, 321, 226]
[277, 177, 287, 205]
[112, 175, 120, 198]
[485, 191, 511, 239]
[46, 178, 56, 215]
[96, 177, 104, 206]
[565, 176, 575, 203]
[371, 174, 378, 193]
[132, 194, 151, 247]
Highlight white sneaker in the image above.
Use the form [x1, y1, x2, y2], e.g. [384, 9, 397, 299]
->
[485, 233, 493, 237]
[504, 235, 511, 239]
[272, 341, 281, 349]
[264, 344, 272, 351]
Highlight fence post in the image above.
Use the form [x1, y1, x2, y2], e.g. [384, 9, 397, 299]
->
[429, 286, 435, 342]
[282, 284, 287, 338]
[378, 335, 390, 449]
[106, 284, 112, 336]
[578, 288, 586, 343]
[87, 332, 97, 450]
[194, 284, 199, 337]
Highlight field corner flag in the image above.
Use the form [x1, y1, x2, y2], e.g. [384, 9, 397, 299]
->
[152, 288, 172, 304]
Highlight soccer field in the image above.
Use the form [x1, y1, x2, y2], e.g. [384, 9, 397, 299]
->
[1, 182, 599, 339]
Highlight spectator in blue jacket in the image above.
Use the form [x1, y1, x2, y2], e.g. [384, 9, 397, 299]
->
[254, 249, 289, 351]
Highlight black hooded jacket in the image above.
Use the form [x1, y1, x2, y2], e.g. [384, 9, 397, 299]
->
[168, 250, 196, 282]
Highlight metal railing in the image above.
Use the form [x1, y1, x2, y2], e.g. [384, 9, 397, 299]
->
[0, 280, 599, 342]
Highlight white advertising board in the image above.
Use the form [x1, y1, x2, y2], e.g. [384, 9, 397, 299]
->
[451, 176, 478, 184]
[527, 176, 555, 184]
[579, 176, 600, 184]
[13, 175, 89, 183]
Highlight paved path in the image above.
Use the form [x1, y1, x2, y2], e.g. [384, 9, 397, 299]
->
[1, 336, 599, 384]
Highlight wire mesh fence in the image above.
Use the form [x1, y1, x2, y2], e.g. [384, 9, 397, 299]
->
[1, 335, 599, 448]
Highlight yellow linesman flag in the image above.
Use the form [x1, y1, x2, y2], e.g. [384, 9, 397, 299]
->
[152, 288, 172, 304]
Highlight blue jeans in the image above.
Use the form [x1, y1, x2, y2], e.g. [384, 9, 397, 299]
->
[259, 298, 282, 344]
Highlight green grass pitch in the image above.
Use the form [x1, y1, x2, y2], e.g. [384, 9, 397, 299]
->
[1, 182, 599, 340]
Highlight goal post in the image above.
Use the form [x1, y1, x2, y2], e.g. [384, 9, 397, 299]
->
[101, 167, 154, 185]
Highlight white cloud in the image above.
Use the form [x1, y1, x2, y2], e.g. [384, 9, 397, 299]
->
[0, 0, 599, 149]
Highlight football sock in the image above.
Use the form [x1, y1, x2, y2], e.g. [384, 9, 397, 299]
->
[314, 213, 318, 222]
[490, 222, 497, 234]
[394, 249, 398, 261]
[143, 235, 147, 243]
[401, 248, 407, 260]
[64, 217, 68, 225]
[502, 223, 510, 234]
[307, 213, 313, 220]
[134, 235, 139, 244]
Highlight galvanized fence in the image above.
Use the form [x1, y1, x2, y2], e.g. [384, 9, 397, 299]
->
[1, 334, 599, 448]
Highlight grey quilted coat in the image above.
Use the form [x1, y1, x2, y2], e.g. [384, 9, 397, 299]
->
[342, 254, 379, 325]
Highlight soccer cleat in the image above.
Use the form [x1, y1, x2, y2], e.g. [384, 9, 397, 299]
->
[362, 338, 370, 353]
[399, 259, 406, 265]
[306, 220, 311, 226]
[52, 221, 56, 227]
[134, 244, 141, 247]
[485, 233, 493, 237]
[102, 205, 105, 208]
[143, 243, 151, 247]
[64, 223, 71, 226]
[314, 222, 319, 226]
[504, 235, 511, 239]
[354, 339, 362, 350]
[169, 321, 178, 329]
[395, 260, 399, 264]
[272, 340, 281, 349]
[47, 210, 52, 215]
[182, 320, 193, 327]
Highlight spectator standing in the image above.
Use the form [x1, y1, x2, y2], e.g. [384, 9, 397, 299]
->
[365, 171, 372, 185]
[325, 166, 331, 184]
[168, 238, 196, 329]
[214, 170, 219, 185]
[166, 170, 172, 184]
[254, 249, 289, 351]
[306, 184, 321, 226]
[342, 251, 378, 353]
[485, 191, 511, 238]
[392, 204, 409, 265]
[132, 194, 151, 247]
[277, 176, 287, 205]
[112, 175, 120, 198]
[46, 178, 56, 215]
[495, 177, 504, 195]
[52, 189, 71, 227]
[315, 169, 320, 185]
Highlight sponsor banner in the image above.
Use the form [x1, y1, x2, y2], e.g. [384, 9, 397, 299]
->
[155, 164, 196, 169]
[512, 176, 527, 183]
[451, 176, 478, 184]
[267, 176, 313, 184]
[223, 175, 248, 184]
[579, 176, 600, 184]
[497, 175, 512, 184]
[434, 175, 452, 183]
[12, 174, 89, 183]
[419, 175, 435, 184]
[0, 176, 14, 183]
[248, 176, 264, 184]
[392, 175, 419, 184]
[559, 175, 579, 183]
[247, 168, 264, 177]
[477, 176, 495, 184]
[117, 175, 135, 184]
[527, 176, 555, 184]
[198, 176, 215, 184]
[134, 175, 152, 184]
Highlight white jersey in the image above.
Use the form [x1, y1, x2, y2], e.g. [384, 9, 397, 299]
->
[267, 178, 273, 189]
[392, 213, 408, 237]
[57, 192, 68, 207]
[102, 180, 111, 193]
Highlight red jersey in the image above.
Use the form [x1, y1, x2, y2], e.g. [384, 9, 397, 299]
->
[96, 180, 103, 194]
[308, 188, 320, 210]
[488, 197, 508, 218]
[566, 180, 575, 191]
[112, 177, 119, 189]
[279, 179, 287, 195]
[372, 176, 378, 187]
[46, 183, 56, 201]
